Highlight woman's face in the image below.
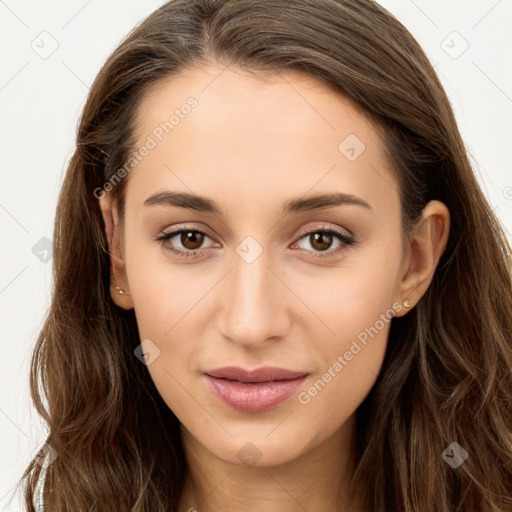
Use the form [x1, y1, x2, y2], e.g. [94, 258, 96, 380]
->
[111, 64, 409, 466]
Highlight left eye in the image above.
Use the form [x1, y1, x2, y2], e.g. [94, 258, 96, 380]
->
[154, 226, 355, 259]
[292, 227, 355, 257]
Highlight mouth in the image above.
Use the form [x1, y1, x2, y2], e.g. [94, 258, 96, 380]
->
[204, 366, 309, 412]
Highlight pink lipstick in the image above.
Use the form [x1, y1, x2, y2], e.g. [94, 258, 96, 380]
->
[204, 366, 308, 413]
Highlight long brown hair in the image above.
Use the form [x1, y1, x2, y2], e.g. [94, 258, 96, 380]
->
[21, 0, 512, 510]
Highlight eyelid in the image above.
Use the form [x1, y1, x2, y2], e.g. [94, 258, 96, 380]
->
[293, 223, 353, 241]
[157, 223, 217, 242]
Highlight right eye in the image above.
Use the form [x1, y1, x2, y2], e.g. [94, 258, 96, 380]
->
[154, 227, 219, 259]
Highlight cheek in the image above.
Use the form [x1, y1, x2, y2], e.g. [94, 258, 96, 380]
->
[124, 229, 209, 338]
[295, 300, 393, 440]
[123, 237, 218, 418]
[293, 247, 400, 426]
[298, 240, 400, 352]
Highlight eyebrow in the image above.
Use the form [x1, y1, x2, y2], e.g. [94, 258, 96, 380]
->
[143, 191, 373, 214]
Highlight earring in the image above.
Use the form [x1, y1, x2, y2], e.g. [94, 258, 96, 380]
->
[115, 286, 129, 296]
[403, 298, 412, 308]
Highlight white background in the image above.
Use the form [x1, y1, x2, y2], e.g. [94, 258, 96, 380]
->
[1, 1, 511, 510]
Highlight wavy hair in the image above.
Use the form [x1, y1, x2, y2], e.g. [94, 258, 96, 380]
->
[21, 0, 512, 510]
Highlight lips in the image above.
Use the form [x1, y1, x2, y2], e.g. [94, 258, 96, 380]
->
[204, 366, 309, 413]
[204, 366, 309, 383]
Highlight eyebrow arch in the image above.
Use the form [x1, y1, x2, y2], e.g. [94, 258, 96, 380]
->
[283, 192, 373, 214]
[143, 191, 373, 214]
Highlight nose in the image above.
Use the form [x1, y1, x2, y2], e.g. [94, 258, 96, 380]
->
[216, 248, 291, 349]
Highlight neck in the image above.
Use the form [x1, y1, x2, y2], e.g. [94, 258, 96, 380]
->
[177, 414, 364, 512]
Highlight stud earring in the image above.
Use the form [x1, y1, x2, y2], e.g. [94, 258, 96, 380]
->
[115, 286, 129, 296]
[403, 298, 412, 308]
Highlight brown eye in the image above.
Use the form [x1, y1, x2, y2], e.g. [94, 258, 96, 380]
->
[293, 226, 355, 259]
[308, 232, 333, 251]
[179, 231, 205, 250]
[154, 227, 217, 259]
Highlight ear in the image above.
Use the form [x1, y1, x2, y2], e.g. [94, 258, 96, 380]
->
[394, 200, 450, 316]
[98, 191, 134, 310]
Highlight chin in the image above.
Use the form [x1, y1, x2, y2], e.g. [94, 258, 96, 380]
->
[191, 423, 317, 468]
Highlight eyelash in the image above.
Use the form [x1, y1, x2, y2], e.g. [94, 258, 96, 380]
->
[153, 225, 356, 260]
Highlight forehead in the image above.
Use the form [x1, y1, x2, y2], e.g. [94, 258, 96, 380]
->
[134, 64, 374, 148]
[126, 64, 399, 218]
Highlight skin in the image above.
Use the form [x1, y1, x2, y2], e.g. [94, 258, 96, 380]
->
[99, 63, 450, 512]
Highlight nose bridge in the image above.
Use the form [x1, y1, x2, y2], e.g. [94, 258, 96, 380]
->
[218, 243, 289, 346]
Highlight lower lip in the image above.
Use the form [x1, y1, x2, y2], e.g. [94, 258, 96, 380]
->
[205, 374, 308, 413]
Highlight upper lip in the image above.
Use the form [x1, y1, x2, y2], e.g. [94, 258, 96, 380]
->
[204, 366, 309, 383]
